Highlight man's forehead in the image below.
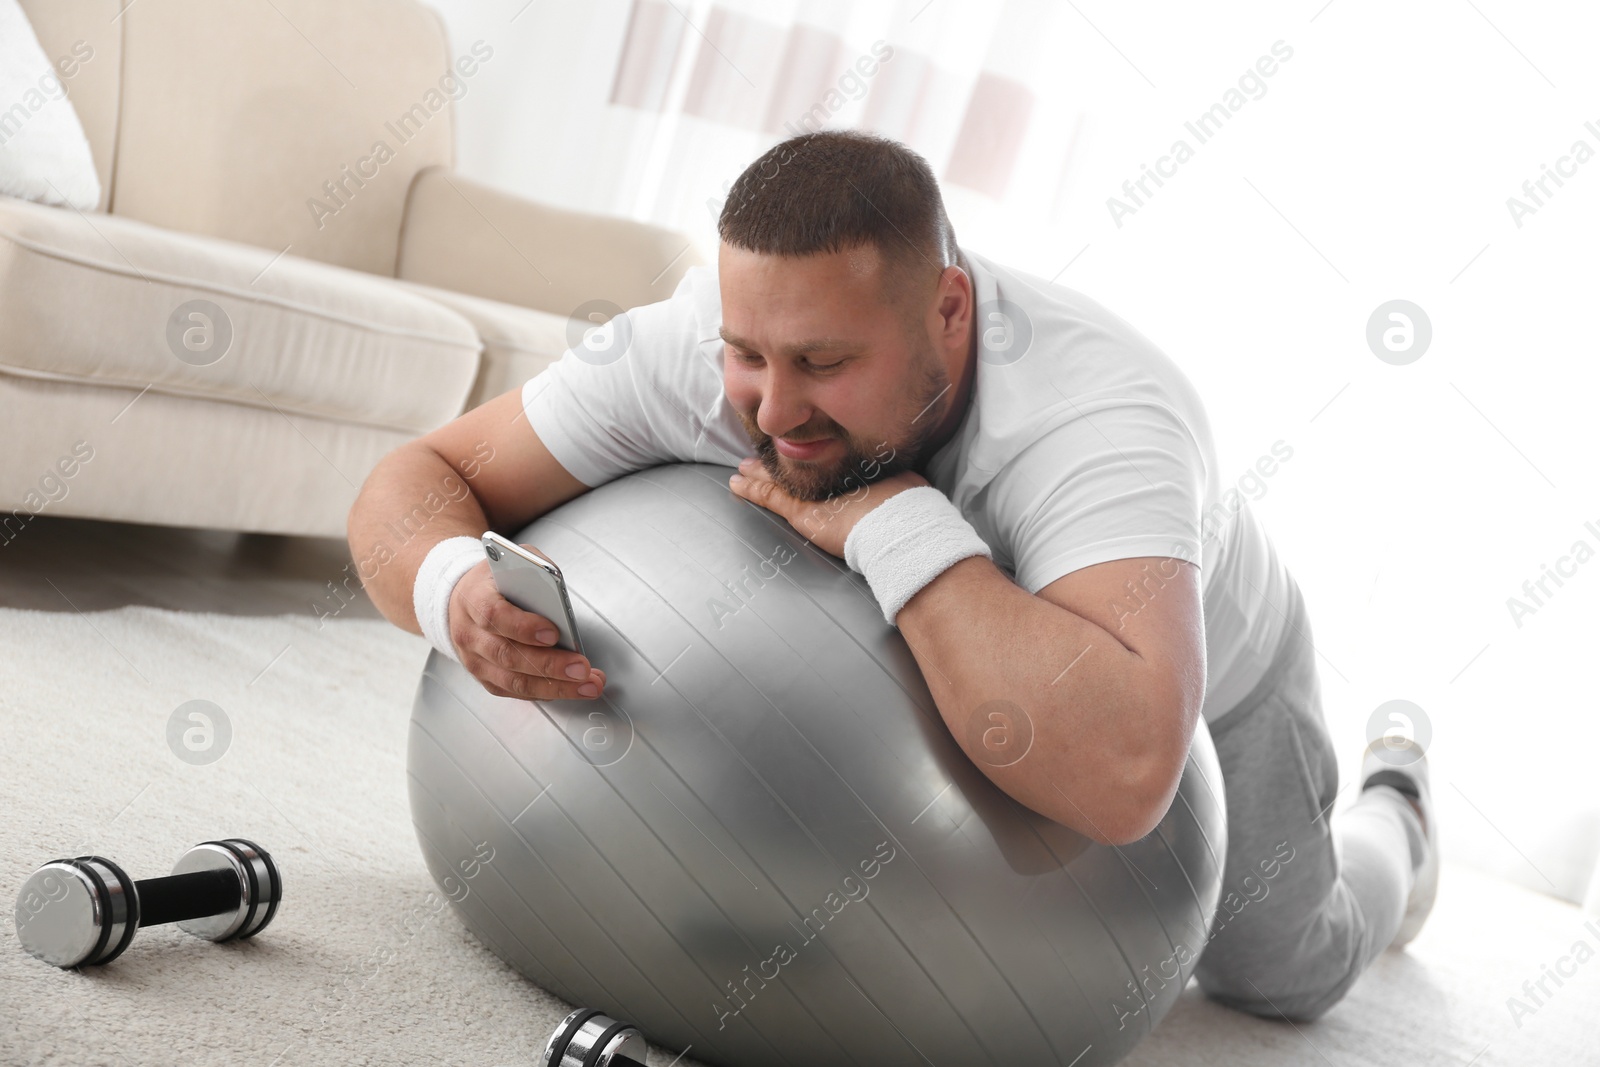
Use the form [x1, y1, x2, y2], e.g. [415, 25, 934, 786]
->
[717, 240, 887, 276]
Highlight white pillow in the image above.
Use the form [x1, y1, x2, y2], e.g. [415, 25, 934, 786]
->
[0, 0, 100, 210]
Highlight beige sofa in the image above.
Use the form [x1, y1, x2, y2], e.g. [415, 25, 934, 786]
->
[0, 0, 702, 539]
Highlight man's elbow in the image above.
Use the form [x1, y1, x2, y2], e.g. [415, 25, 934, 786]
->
[1088, 800, 1167, 848]
[1083, 745, 1190, 847]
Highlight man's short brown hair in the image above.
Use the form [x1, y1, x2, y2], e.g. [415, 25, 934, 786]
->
[717, 130, 959, 309]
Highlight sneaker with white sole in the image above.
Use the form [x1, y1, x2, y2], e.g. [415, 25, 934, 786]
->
[1358, 736, 1438, 948]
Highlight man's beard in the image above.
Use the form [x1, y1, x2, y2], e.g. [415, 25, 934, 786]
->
[737, 334, 954, 503]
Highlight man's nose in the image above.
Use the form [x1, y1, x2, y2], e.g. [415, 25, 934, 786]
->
[756, 376, 814, 438]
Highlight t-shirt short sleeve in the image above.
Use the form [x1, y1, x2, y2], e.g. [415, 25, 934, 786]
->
[993, 400, 1206, 595]
[519, 288, 713, 488]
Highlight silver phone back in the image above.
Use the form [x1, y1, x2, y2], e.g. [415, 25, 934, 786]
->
[484, 539, 583, 655]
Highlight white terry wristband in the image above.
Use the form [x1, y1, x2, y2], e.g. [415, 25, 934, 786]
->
[843, 486, 992, 628]
[412, 535, 485, 664]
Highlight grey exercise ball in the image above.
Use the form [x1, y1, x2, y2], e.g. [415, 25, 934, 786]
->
[408, 463, 1226, 1067]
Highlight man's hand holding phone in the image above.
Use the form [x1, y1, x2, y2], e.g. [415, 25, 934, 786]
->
[446, 555, 606, 701]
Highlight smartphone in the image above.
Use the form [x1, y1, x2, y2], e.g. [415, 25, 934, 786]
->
[481, 532, 584, 655]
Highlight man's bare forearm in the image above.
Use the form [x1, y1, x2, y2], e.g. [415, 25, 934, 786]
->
[346, 443, 489, 634]
[894, 556, 1173, 844]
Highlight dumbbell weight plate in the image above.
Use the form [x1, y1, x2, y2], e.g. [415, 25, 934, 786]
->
[170, 838, 280, 942]
[544, 1008, 649, 1067]
[13, 857, 138, 969]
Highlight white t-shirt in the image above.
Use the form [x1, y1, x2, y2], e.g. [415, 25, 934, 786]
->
[521, 248, 1293, 724]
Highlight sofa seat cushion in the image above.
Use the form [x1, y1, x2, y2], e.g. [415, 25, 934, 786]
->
[392, 279, 572, 411]
[0, 195, 482, 435]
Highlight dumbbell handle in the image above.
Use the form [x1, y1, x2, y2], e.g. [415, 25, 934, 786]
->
[134, 868, 243, 928]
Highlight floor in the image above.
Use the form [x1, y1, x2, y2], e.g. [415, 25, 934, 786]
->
[2, 514, 1597, 1066]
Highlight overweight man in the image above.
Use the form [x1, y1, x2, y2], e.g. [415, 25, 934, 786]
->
[349, 130, 1436, 1022]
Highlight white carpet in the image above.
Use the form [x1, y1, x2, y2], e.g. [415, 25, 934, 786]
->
[2, 598, 1596, 1066]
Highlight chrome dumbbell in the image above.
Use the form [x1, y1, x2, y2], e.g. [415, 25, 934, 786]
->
[14, 838, 280, 968]
[544, 1008, 649, 1067]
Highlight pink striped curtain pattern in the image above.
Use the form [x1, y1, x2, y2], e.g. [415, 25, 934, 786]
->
[607, 0, 1038, 200]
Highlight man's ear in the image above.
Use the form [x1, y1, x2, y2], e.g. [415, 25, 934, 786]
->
[935, 264, 973, 347]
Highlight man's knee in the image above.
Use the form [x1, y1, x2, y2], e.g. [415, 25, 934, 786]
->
[1194, 949, 1363, 1022]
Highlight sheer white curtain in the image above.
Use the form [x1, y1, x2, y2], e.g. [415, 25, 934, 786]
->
[433, 0, 1074, 255]
[427, 0, 1600, 913]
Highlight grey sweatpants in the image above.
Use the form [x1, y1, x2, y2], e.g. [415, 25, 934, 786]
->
[1193, 575, 1424, 1021]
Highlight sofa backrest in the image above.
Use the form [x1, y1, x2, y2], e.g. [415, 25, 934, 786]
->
[20, 0, 456, 277]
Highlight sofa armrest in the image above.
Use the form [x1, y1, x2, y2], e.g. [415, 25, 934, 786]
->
[396, 167, 704, 320]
